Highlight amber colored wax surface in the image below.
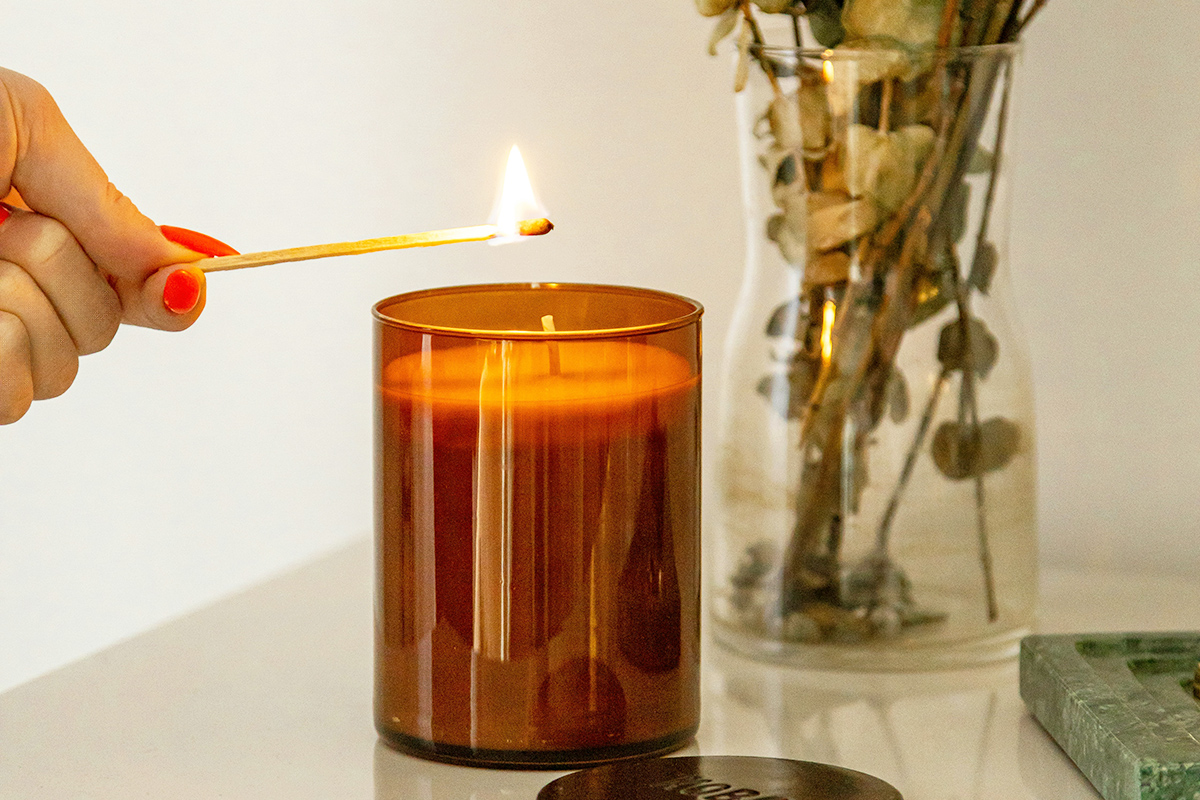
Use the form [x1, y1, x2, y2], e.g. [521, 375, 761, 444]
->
[373, 288, 701, 769]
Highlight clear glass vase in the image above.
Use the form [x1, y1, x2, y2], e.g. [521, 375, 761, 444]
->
[711, 43, 1036, 670]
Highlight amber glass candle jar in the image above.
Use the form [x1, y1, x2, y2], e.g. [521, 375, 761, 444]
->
[373, 283, 702, 769]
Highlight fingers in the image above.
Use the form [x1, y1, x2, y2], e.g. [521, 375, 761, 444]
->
[0, 204, 127, 424]
[0, 259, 79, 402]
[0, 205, 121, 353]
[0, 67, 207, 329]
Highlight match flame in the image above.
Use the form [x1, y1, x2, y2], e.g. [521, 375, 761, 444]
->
[489, 145, 548, 244]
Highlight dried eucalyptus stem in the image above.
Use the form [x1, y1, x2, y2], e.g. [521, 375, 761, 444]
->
[874, 368, 949, 553]
[964, 64, 1015, 620]
[1016, 0, 1050, 34]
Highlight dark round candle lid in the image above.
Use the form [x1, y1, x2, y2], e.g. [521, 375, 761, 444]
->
[538, 755, 902, 800]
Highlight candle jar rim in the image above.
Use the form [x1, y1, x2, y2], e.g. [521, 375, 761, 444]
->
[373, 282, 704, 341]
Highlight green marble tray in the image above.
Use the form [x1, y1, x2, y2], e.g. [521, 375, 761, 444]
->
[1020, 632, 1200, 800]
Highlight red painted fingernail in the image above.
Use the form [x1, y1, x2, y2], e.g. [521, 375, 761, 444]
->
[159, 225, 239, 257]
[163, 268, 202, 314]
[0, 203, 12, 226]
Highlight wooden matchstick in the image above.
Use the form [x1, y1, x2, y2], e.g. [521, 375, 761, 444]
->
[198, 217, 553, 273]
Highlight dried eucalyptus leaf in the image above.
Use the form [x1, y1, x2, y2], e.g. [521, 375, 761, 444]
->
[893, 125, 935, 164]
[909, 243, 956, 327]
[968, 240, 998, 295]
[843, 124, 888, 199]
[808, 191, 845, 213]
[909, 278, 951, 327]
[696, 0, 738, 17]
[798, 85, 831, 154]
[804, 250, 851, 286]
[806, 0, 846, 47]
[832, 39, 910, 83]
[707, 6, 740, 55]
[757, 359, 819, 419]
[776, 231, 807, 265]
[734, 20, 753, 92]
[967, 146, 996, 174]
[768, 95, 805, 151]
[754, 0, 792, 11]
[931, 418, 1020, 481]
[765, 145, 800, 202]
[841, 0, 942, 49]
[809, 196, 879, 251]
[937, 317, 999, 379]
[730, 540, 778, 589]
[765, 297, 808, 338]
[979, 419, 1020, 472]
[766, 213, 785, 243]
[843, 124, 934, 213]
[769, 191, 808, 265]
[931, 421, 974, 480]
[880, 124, 934, 211]
[776, 153, 798, 185]
[887, 366, 909, 423]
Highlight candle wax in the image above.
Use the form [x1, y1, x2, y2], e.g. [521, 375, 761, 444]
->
[375, 338, 700, 763]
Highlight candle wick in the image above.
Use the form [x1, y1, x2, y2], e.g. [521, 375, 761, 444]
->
[541, 315, 562, 376]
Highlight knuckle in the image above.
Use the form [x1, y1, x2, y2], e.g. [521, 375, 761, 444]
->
[80, 312, 120, 355]
[0, 259, 21, 295]
[0, 311, 32, 424]
[23, 215, 77, 271]
[0, 302, 27, 342]
[13, 72, 53, 106]
[75, 290, 122, 355]
[102, 181, 150, 224]
[0, 393, 32, 424]
[35, 354, 78, 400]
[104, 181, 131, 209]
[8, 74, 61, 149]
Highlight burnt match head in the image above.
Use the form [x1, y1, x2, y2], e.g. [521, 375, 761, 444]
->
[517, 218, 554, 237]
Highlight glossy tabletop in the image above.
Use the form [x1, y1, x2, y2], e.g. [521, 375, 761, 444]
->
[2, 539, 1196, 800]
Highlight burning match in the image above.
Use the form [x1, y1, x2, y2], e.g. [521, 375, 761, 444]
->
[198, 217, 554, 273]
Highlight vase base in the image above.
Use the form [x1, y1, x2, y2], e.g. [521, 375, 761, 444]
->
[710, 616, 1030, 672]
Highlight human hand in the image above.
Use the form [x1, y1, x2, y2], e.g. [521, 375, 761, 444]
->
[0, 66, 234, 423]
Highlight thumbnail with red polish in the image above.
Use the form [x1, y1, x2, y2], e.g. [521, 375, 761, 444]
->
[163, 269, 202, 314]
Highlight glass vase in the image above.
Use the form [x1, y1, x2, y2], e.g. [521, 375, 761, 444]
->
[711, 43, 1036, 670]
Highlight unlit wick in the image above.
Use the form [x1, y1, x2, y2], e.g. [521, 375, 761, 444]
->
[541, 314, 562, 376]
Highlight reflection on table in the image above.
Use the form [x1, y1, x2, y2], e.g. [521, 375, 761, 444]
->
[374, 637, 1102, 800]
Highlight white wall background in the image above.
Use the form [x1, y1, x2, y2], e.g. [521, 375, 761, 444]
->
[0, 0, 1196, 693]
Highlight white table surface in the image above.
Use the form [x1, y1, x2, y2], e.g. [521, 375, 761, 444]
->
[2, 539, 1197, 800]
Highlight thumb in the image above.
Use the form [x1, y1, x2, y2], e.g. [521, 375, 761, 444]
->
[0, 66, 208, 330]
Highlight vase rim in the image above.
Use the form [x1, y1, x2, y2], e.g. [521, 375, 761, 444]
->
[751, 42, 1021, 59]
